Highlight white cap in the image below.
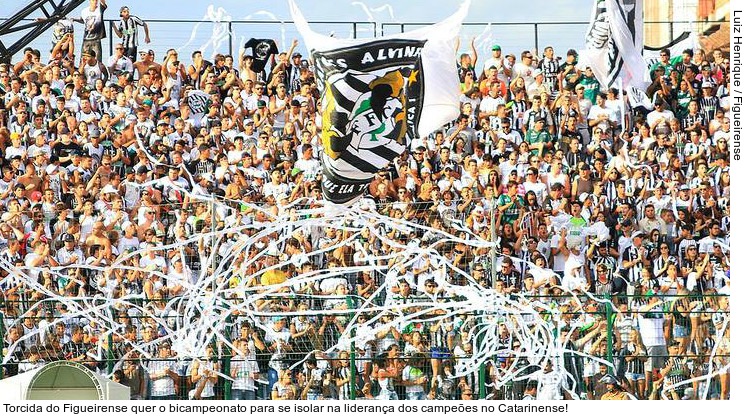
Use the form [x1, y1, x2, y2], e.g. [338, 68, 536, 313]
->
[101, 184, 117, 194]
[631, 231, 644, 240]
[45, 164, 58, 175]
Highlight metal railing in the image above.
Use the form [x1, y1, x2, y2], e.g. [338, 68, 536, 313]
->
[1, 293, 730, 400]
[0, 17, 728, 64]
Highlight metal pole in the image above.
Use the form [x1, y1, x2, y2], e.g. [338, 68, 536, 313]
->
[478, 326, 486, 399]
[108, 20, 114, 58]
[605, 301, 614, 368]
[490, 197, 497, 282]
[228, 22, 233, 56]
[352, 22, 357, 39]
[349, 328, 357, 400]
[223, 324, 232, 399]
[533, 23, 539, 54]
[0, 309, 4, 379]
[669, 22, 673, 46]
[211, 193, 217, 274]
[107, 306, 114, 374]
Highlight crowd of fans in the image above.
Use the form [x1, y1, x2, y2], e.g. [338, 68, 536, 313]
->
[0, 0, 732, 401]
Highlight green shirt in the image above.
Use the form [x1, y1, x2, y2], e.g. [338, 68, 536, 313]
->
[578, 75, 600, 104]
[524, 129, 553, 156]
[496, 193, 523, 224]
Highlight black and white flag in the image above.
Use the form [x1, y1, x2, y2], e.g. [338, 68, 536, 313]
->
[290, 0, 467, 204]
[583, 0, 648, 89]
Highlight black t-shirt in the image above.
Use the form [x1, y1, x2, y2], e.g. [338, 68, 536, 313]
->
[52, 141, 82, 167]
[244, 39, 279, 73]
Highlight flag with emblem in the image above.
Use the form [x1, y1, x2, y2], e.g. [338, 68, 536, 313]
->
[582, 0, 648, 89]
[186, 89, 212, 126]
[290, 0, 468, 204]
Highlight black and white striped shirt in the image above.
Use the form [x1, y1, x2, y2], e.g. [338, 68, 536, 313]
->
[510, 100, 528, 132]
[117, 16, 146, 49]
[625, 342, 645, 375]
[336, 366, 351, 400]
[538, 58, 561, 93]
[621, 246, 643, 284]
[699, 96, 720, 122]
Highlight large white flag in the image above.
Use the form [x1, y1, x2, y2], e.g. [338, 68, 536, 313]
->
[289, 0, 468, 204]
[583, 0, 648, 89]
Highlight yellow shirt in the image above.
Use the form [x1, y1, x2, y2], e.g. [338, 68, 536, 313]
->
[601, 390, 629, 400]
[260, 269, 286, 286]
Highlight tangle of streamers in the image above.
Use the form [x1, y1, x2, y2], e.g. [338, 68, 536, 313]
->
[0, 185, 729, 399]
[178, 5, 234, 57]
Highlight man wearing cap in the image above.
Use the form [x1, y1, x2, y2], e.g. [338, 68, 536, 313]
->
[646, 98, 675, 135]
[287, 51, 303, 90]
[481, 44, 508, 81]
[698, 79, 721, 122]
[599, 374, 631, 400]
[113, 5, 150, 62]
[526, 68, 550, 98]
[56, 233, 83, 278]
[558, 49, 580, 90]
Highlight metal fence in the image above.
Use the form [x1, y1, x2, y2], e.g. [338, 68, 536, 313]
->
[0, 17, 727, 64]
[1, 293, 730, 400]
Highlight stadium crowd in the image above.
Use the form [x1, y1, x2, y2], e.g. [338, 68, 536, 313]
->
[0, 0, 732, 402]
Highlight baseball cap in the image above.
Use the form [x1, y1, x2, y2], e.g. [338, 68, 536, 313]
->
[701, 81, 713, 89]
[290, 167, 303, 177]
[292, 52, 302, 58]
[492, 45, 501, 51]
[631, 231, 645, 240]
[61, 233, 75, 242]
